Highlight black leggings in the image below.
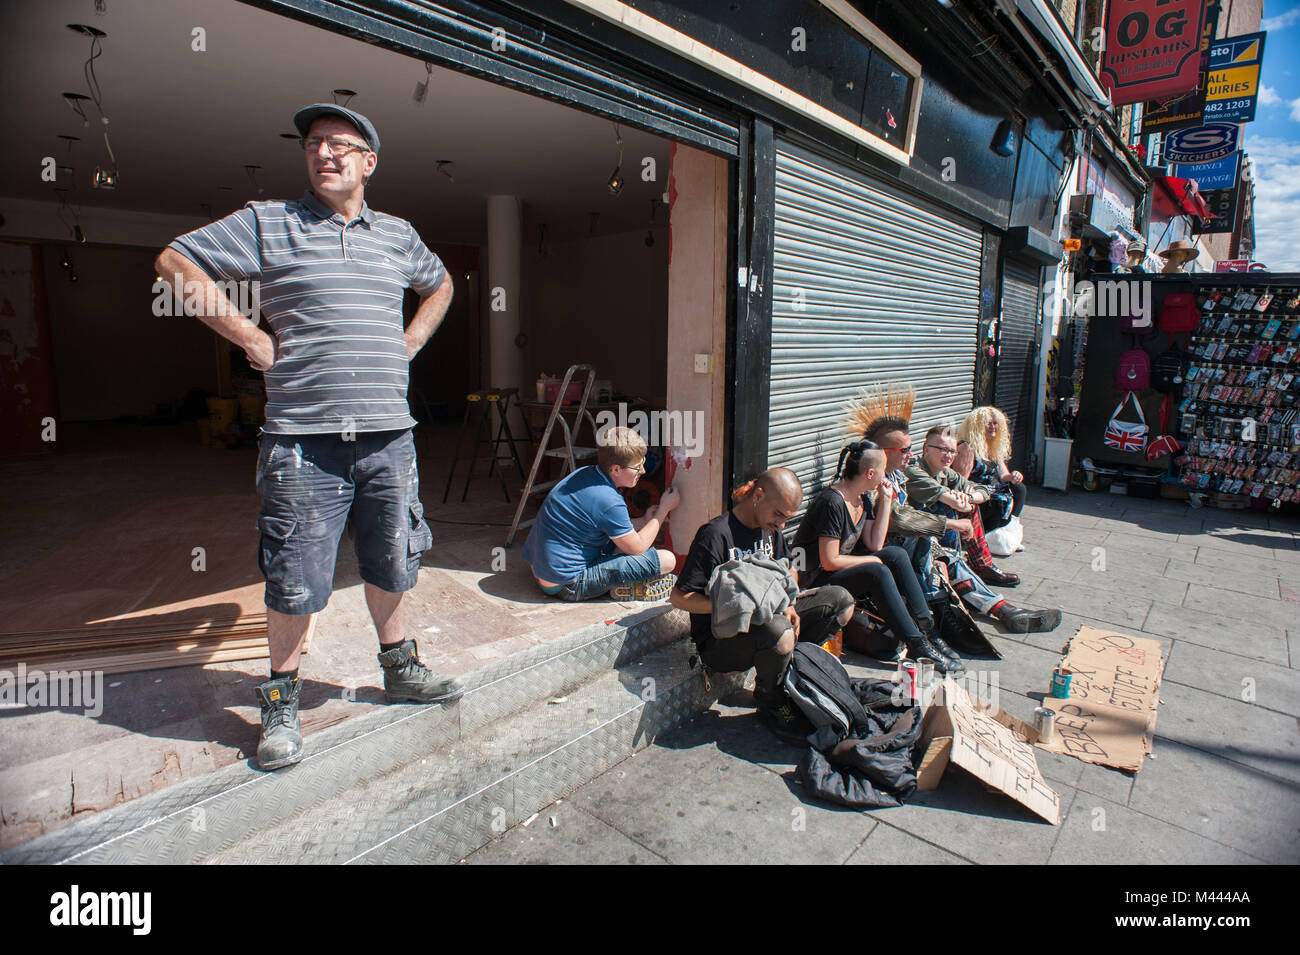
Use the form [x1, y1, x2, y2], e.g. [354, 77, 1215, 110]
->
[821, 545, 931, 643]
[979, 481, 1027, 531]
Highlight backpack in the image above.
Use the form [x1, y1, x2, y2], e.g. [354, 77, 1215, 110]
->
[1116, 347, 1151, 391]
[1152, 345, 1189, 393]
[1159, 293, 1200, 334]
[782, 643, 870, 748]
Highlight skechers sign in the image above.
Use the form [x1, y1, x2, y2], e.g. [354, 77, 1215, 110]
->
[1100, 0, 1208, 106]
[1162, 123, 1240, 164]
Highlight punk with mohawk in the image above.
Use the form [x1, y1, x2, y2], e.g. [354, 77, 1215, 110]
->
[844, 382, 915, 441]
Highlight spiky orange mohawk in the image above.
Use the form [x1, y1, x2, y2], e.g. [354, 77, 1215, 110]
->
[844, 382, 916, 437]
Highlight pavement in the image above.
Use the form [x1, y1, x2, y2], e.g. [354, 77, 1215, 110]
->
[464, 489, 1300, 865]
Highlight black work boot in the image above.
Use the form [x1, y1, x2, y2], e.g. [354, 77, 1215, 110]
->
[904, 621, 964, 675]
[995, 605, 1062, 634]
[919, 617, 965, 673]
[378, 639, 464, 704]
[255, 676, 303, 771]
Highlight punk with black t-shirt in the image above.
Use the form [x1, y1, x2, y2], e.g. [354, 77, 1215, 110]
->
[791, 441, 965, 674]
[670, 468, 853, 741]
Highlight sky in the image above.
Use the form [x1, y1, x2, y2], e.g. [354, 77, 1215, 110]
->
[1243, 1, 1300, 269]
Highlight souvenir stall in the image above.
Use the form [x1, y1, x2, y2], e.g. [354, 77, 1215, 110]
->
[1071, 273, 1300, 509]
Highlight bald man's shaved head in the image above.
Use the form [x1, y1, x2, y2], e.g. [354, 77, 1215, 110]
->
[756, 467, 802, 506]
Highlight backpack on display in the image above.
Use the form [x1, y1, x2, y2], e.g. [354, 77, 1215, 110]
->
[1116, 347, 1151, 391]
[782, 643, 870, 748]
[1159, 293, 1200, 334]
[1152, 344, 1189, 393]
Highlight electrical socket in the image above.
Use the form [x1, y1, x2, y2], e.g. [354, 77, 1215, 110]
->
[693, 353, 711, 374]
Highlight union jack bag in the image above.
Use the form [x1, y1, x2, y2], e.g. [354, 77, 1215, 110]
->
[1103, 392, 1148, 454]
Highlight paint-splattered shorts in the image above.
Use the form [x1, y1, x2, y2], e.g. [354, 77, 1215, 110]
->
[255, 429, 432, 615]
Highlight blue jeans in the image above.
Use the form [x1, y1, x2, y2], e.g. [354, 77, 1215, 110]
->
[546, 543, 664, 601]
[903, 537, 1003, 616]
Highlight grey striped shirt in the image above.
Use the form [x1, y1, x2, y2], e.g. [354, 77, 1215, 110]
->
[170, 191, 447, 434]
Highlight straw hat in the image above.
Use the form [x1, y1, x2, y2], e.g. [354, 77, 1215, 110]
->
[1158, 239, 1197, 263]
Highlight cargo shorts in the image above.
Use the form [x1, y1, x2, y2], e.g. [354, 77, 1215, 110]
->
[255, 429, 433, 615]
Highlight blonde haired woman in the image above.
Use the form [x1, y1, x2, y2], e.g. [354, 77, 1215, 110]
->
[956, 406, 1025, 532]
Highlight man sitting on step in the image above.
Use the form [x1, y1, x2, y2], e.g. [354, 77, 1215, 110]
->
[523, 425, 679, 601]
[669, 467, 855, 743]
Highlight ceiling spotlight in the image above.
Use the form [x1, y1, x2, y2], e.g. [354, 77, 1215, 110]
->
[70, 272, 79, 283]
[280, 132, 300, 140]
[436, 160, 455, 183]
[607, 166, 624, 195]
[91, 166, 117, 189]
[244, 164, 264, 195]
[62, 92, 92, 126]
[57, 134, 81, 145]
[332, 88, 357, 105]
[413, 63, 433, 104]
[60, 251, 71, 270]
[74, 224, 86, 243]
[66, 23, 107, 37]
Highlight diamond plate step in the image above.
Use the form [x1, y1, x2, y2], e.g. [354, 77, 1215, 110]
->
[203, 640, 744, 864]
[2, 604, 709, 864]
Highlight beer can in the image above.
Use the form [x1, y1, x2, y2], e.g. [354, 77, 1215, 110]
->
[898, 661, 918, 701]
[1050, 667, 1073, 699]
[1034, 706, 1056, 745]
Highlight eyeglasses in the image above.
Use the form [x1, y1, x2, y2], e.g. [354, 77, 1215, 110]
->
[926, 444, 958, 457]
[301, 136, 370, 157]
[621, 459, 647, 474]
[880, 445, 914, 457]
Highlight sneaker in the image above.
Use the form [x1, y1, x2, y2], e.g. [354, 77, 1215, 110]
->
[378, 639, 465, 704]
[609, 573, 676, 602]
[758, 700, 814, 745]
[254, 676, 303, 771]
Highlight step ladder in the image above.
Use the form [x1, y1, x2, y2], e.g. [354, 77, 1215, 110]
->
[442, 387, 526, 504]
[506, 364, 598, 547]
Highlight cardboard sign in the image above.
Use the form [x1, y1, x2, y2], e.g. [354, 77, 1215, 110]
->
[1100, 0, 1208, 106]
[1038, 627, 1164, 772]
[917, 679, 1061, 825]
[1205, 31, 1266, 124]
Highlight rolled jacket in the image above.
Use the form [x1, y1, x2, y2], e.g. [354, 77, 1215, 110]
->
[706, 554, 799, 639]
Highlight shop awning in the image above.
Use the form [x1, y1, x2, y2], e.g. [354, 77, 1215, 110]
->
[1152, 175, 1214, 219]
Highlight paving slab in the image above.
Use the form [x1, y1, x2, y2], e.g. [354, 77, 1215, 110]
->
[1164, 640, 1300, 719]
[1126, 739, 1300, 865]
[1068, 562, 1189, 604]
[1067, 536, 1199, 565]
[1050, 792, 1262, 864]
[1182, 583, 1297, 632]
[1154, 681, 1300, 787]
[464, 802, 667, 865]
[1178, 529, 1292, 557]
[1191, 545, 1294, 579]
[862, 767, 1073, 865]
[1020, 577, 1153, 632]
[1142, 604, 1289, 666]
[845, 821, 972, 864]
[572, 749, 876, 865]
[1163, 559, 1281, 599]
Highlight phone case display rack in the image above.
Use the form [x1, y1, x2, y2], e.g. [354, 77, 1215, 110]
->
[1180, 283, 1300, 503]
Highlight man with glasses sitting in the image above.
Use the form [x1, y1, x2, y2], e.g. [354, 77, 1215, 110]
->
[523, 426, 679, 601]
[155, 104, 461, 771]
[903, 426, 1060, 634]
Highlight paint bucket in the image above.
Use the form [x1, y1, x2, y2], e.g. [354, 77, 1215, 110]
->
[1050, 667, 1073, 699]
[207, 397, 238, 431]
[820, 630, 842, 659]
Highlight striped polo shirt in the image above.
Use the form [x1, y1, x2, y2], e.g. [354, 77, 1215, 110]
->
[170, 191, 447, 434]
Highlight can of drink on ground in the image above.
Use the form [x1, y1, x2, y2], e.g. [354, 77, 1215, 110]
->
[1050, 667, 1073, 699]
[898, 661, 918, 702]
[1034, 706, 1056, 745]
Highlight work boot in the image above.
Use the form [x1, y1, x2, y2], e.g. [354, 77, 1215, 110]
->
[919, 617, 965, 672]
[904, 621, 964, 675]
[995, 605, 1062, 634]
[378, 639, 464, 704]
[610, 573, 676, 602]
[975, 564, 1020, 587]
[755, 690, 814, 746]
[254, 676, 303, 771]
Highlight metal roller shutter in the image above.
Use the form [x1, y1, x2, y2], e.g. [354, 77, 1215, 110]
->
[768, 142, 982, 502]
[996, 260, 1042, 468]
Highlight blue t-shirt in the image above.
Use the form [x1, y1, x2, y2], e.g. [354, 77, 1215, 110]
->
[522, 466, 635, 583]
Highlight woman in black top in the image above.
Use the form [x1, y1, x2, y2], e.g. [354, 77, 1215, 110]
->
[792, 440, 964, 674]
